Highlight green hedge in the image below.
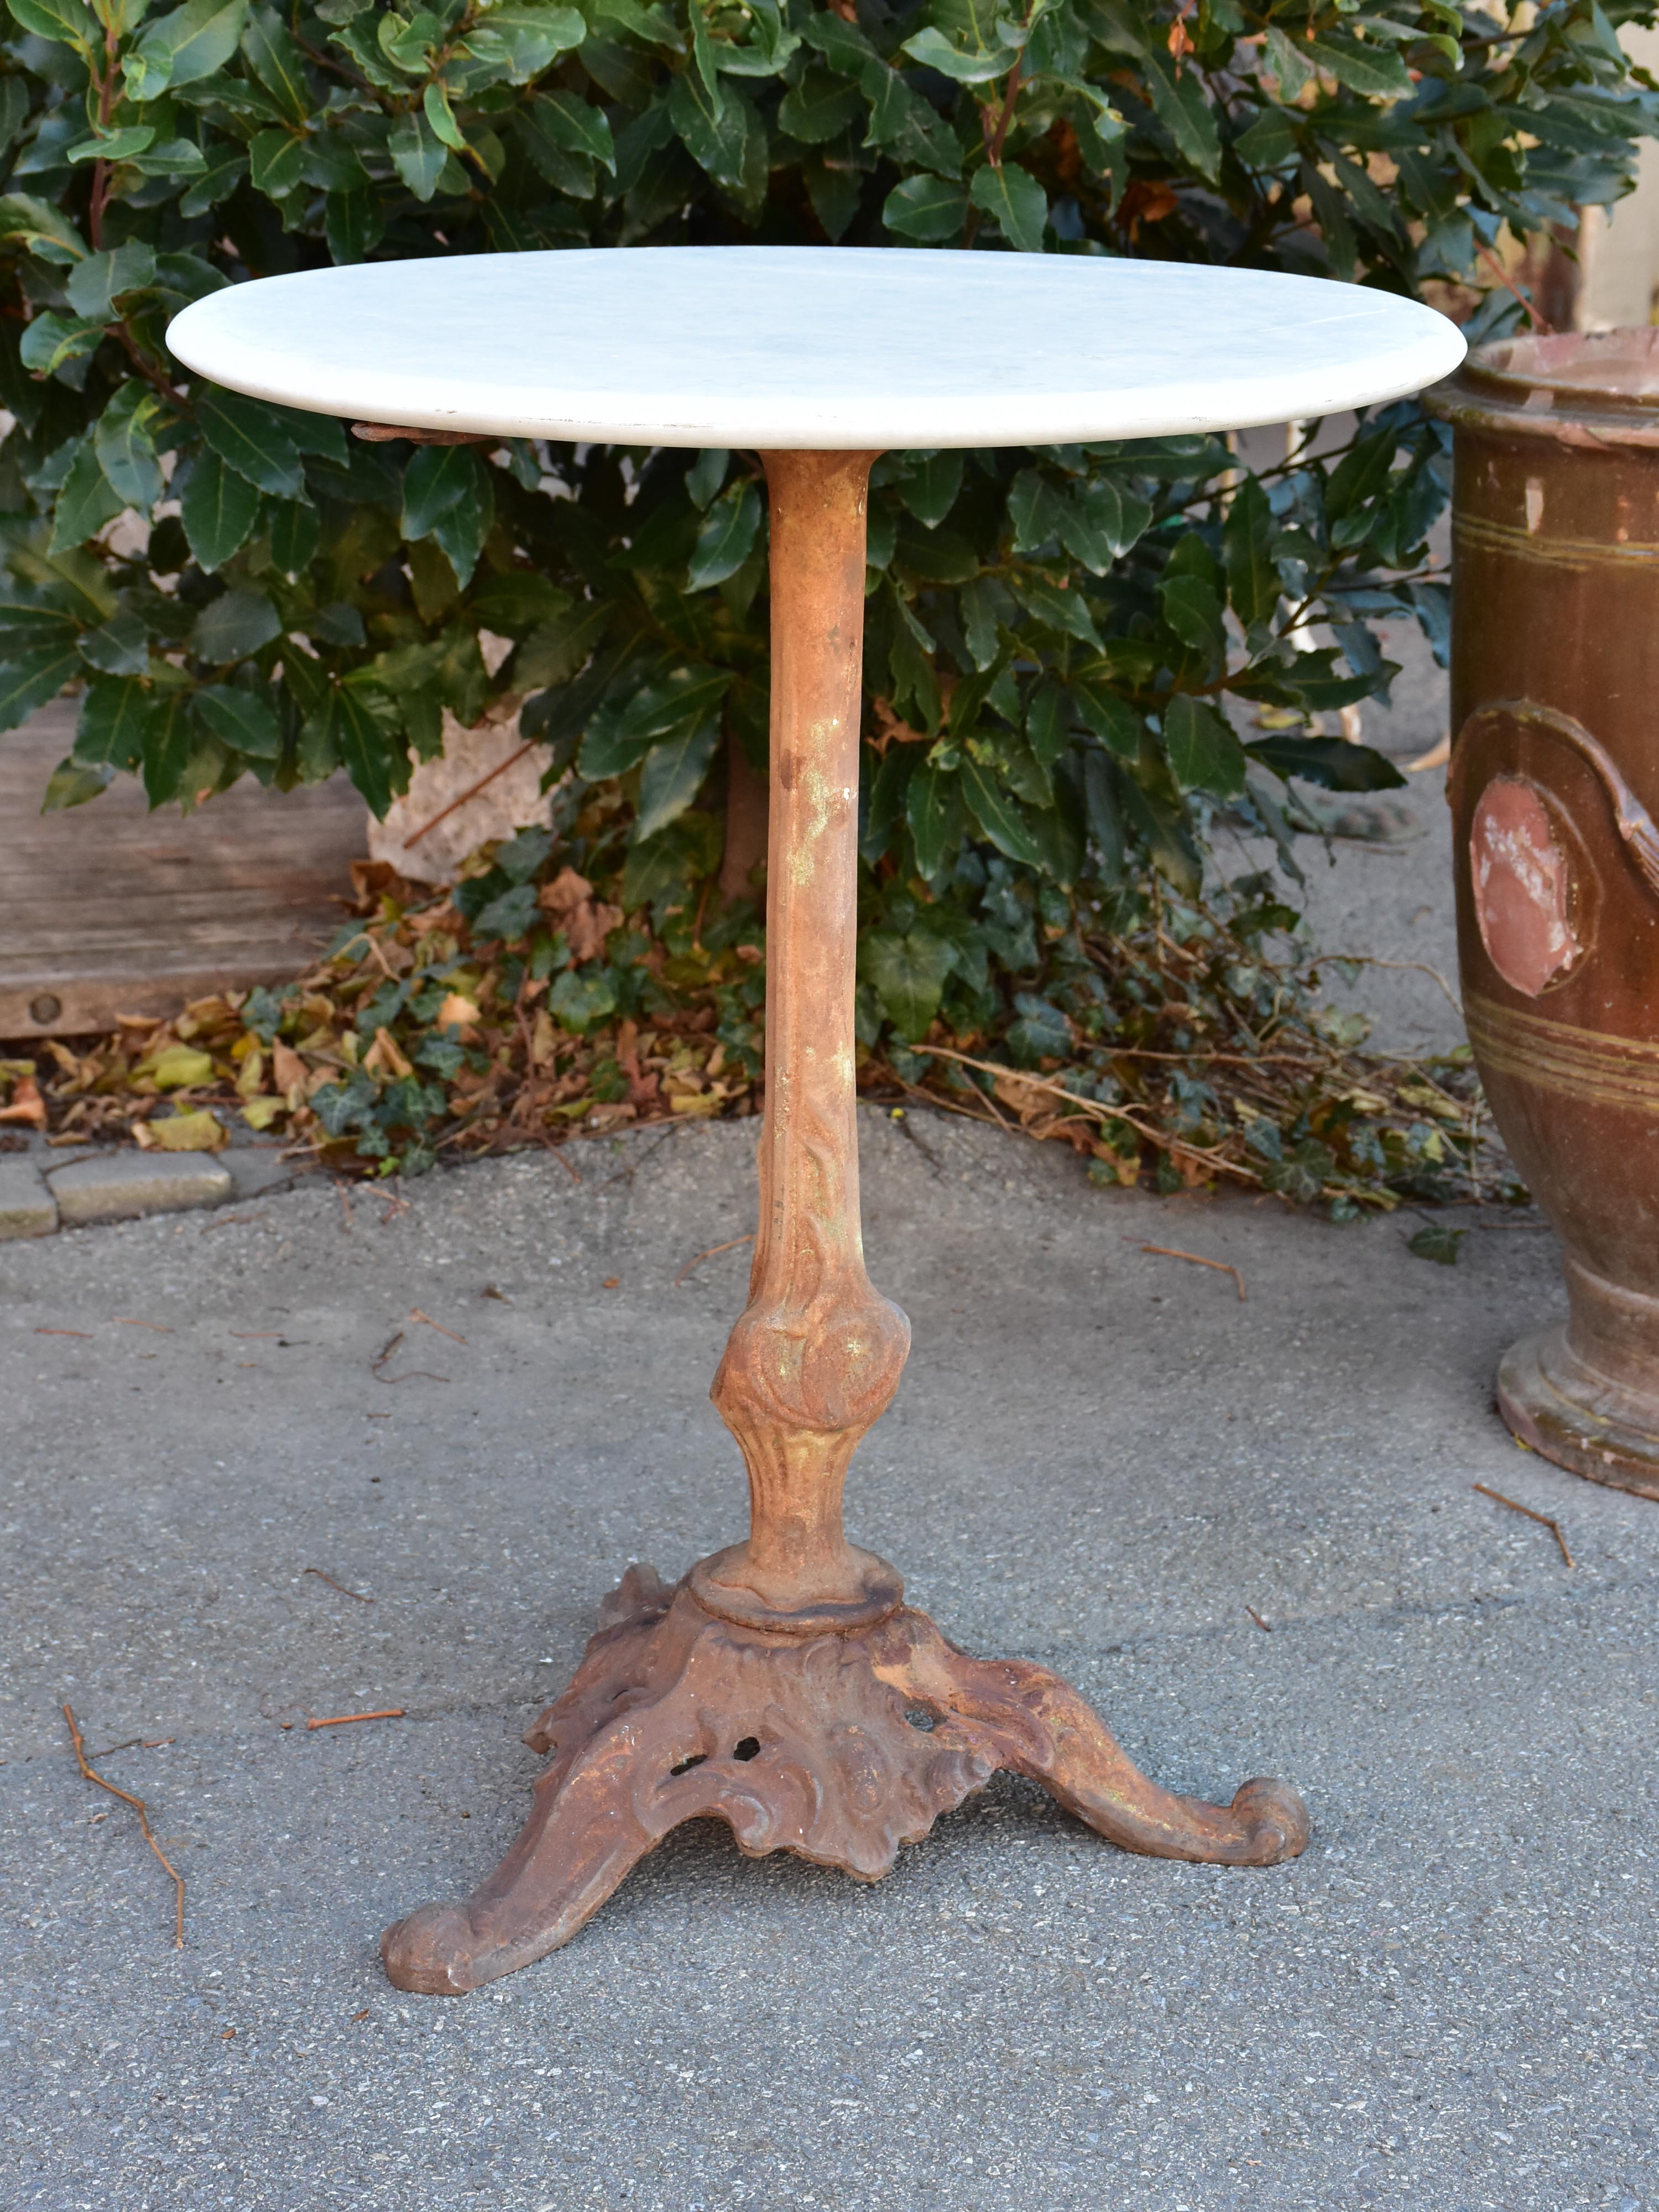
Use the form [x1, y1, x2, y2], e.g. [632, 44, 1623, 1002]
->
[0, 0, 1653, 1049]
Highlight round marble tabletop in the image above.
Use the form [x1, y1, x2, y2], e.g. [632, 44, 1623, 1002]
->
[166, 246, 1464, 451]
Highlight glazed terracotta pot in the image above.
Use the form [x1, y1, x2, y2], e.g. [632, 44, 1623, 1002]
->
[1436, 330, 1659, 1500]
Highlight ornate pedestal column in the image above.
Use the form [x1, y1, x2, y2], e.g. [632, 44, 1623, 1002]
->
[380, 451, 1308, 1997]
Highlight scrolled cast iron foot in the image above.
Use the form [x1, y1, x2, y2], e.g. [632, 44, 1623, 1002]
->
[380, 1563, 1309, 1996]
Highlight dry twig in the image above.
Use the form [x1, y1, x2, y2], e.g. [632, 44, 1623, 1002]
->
[409, 1307, 467, 1344]
[912, 1044, 1264, 1187]
[63, 1703, 184, 1947]
[673, 1233, 754, 1288]
[1244, 1606, 1271, 1632]
[403, 742, 536, 849]
[1322, 953, 1462, 1018]
[304, 1567, 374, 1604]
[306, 1709, 405, 1730]
[1473, 1482, 1574, 1567]
[1136, 1241, 1247, 1301]
[371, 1328, 448, 1385]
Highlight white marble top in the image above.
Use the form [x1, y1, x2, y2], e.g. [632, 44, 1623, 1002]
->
[166, 247, 1464, 450]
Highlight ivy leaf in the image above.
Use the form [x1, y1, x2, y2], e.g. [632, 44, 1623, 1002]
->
[883, 174, 967, 242]
[968, 163, 1047, 253]
[178, 448, 260, 572]
[548, 964, 618, 1033]
[196, 389, 304, 498]
[687, 478, 761, 589]
[1006, 992, 1072, 1065]
[634, 711, 721, 840]
[1407, 1222, 1464, 1265]
[862, 926, 957, 1041]
[1162, 694, 1246, 798]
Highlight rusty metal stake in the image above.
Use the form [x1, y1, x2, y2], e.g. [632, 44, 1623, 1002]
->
[380, 451, 1310, 1997]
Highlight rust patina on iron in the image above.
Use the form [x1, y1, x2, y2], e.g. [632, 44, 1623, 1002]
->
[380, 451, 1309, 1997]
[1434, 332, 1659, 1499]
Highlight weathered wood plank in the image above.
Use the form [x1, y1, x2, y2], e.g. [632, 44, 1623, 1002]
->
[0, 699, 367, 1035]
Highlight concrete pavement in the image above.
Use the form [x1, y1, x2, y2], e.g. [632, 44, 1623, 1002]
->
[2, 1111, 1656, 2211]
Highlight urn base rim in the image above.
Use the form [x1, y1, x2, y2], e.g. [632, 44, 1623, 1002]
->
[1498, 1322, 1659, 1501]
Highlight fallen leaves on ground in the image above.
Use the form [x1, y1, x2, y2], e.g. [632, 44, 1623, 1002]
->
[0, 849, 1507, 1219]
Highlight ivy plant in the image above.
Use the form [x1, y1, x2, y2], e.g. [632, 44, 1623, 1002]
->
[0, 0, 1655, 1053]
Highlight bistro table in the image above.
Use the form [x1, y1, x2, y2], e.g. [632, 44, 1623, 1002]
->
[169, 248, 1464, 1995]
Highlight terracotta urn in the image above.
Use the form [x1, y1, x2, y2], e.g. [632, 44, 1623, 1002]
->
[1436, 330, 1659, 1499]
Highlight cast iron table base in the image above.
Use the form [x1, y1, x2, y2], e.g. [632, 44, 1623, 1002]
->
[380, 452, 1310, 1996]
[384, 1562, 1308, 1995]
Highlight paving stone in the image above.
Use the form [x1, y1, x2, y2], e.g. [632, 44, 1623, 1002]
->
[45, 1147, 233, 1224]
[0, 1155, 55, 1239]
[221, 1145, 305, 1202]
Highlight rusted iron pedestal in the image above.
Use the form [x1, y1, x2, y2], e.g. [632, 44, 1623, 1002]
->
[379, 452, 1309, 1996]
